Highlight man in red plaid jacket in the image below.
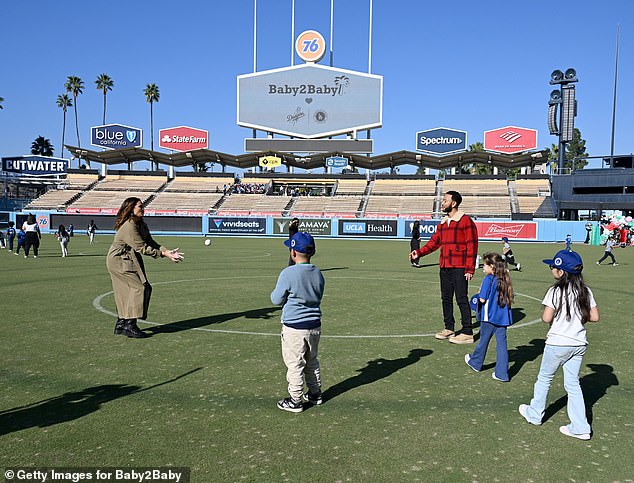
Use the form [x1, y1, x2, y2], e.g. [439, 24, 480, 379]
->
[410, 191, 479, 344]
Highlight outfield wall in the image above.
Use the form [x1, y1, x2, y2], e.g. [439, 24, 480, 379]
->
[2, 210, 594, 244]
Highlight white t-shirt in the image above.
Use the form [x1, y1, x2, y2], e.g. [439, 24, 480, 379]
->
[22, 222, 39, 233]
[542, 286, 596, 346]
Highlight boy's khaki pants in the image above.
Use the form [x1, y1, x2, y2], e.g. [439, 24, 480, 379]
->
[281, 324, 321, 401]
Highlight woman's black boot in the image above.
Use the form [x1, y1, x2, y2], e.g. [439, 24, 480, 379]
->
[123, 319, 150, 338]
[114, 318, 127, 335]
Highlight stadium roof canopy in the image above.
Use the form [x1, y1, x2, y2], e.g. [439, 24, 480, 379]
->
[65, 145, 550, 171]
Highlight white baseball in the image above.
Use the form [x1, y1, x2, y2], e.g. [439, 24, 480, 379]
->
[204, 239, 211, 246]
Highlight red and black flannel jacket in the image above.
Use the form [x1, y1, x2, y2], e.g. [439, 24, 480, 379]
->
[415, 212, 479, 274]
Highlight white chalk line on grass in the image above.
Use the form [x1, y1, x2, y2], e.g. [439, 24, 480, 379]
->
[92, 275, 544, 338]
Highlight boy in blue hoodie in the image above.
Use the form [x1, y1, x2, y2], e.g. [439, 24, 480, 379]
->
[271, 232, 325, 413]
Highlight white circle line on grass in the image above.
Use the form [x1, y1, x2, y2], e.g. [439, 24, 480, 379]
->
[92, 275, 543, 338]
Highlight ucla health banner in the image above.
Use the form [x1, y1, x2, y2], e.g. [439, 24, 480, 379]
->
[2, 156, 68, 175]
[338, 219, 398, 237]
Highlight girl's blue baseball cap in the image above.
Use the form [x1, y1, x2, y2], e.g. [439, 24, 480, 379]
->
[284, 232, 316, 255]
[501, 236, 509, 242]
[542, 250, 583, 274]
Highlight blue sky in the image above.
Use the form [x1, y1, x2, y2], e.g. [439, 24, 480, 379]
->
[0, 0, 632, 173]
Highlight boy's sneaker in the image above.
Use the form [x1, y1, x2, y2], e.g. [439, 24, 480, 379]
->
[492, 372, 509, 382]
[464, 354, 479, 372]
[276, 397, 303, 413]
[516, 263, 521, 271]
[303, 391, 323, 405]
[435, 328, 455, 340]
[596, 261, 600, 265]
[613, 263, 619, 266]
[448, 333, 474, 344]
[559, 425, 591, 440]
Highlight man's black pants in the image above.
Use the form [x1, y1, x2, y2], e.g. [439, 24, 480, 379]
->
[439, 267, 473, 335]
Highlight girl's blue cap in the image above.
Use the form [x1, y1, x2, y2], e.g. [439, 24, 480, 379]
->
[542, 250, 583, 274]
[469, 293, 480, 311]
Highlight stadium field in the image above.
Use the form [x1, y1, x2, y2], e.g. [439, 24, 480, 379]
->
[1, 234, 632, 482]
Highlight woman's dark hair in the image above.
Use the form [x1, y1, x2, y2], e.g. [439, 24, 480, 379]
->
[114, 197, 142, 230]
[26, 214, 36, 224]
[58, 224, 67, 234]
[550, 272, 592, 324]
[413, 220, 421, 229]
[483, 252, 514, 306]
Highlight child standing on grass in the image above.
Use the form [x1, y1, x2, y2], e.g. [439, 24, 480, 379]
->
[465, 252, 514, 382]
[271, 232, 325, 413]
[519, 250, 599, 440]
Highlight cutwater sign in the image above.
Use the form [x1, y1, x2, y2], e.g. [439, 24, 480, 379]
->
[2, 155, 67, 175]
[416, 127, 467, 155]
[325, 156, 348, 168]
[91, 124, 143, 150]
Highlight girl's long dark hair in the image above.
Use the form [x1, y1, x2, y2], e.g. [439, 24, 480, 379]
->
[114, 197, 142, 230]
[483, 252, 514, 307]
[550, 272, 592, 324]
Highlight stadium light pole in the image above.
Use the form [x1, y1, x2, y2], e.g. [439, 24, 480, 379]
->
[548, 68, 578, 174]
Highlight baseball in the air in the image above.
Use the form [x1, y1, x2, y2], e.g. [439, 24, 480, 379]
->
[204, 239, 211, 246]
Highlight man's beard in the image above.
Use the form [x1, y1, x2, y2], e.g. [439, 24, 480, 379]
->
[442, 205, 453, 214]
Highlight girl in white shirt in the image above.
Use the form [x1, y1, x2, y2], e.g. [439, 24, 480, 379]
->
[519, 250, 599, 440]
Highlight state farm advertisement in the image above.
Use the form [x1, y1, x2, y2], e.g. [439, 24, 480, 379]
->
[475, 221, 537, 240]
[159, 126, 208, 152]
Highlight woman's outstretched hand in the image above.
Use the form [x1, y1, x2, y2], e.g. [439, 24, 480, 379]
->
[163, 248, 185, 262]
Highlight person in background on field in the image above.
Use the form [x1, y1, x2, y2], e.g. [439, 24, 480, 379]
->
[0, 229, 5, 249]
[519, 250, 599, 440]
[106, 197, 184, 339]
[410, 191, 479, 345]
[87, 219, 98, 244]
[56, 224, 70, 257]
[596, 236, 618, 266]
[6, 221, 16, 253]
[410, 220, 421, 268]
[584, 222, 592, 244]
[287, 217, 300, 266]
[14, 228, 26, 255]
[565, 234, 572, 251]
[501, 236, 521, 271]
[271, 232, 325, 413]
[464, 252, 514, 382]
[22, 214, 41, 259]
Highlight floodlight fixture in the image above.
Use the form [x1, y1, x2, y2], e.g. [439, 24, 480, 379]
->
[564, 68, 577, 81]
[549, 89, 562, 105]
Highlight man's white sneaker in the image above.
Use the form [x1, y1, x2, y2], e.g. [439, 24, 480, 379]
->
[559, 425, 591, 440]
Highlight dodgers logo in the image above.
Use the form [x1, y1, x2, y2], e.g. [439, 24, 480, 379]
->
[126, 131, 137, 142]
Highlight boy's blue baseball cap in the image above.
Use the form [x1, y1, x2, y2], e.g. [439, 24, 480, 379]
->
[284, 232, 316, 255]
[542, 249, 583, 274]
[469, 293, 480, 312]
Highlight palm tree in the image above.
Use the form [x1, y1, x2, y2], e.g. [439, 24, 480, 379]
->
[31, 136, 54, 157]
[143, 83, 160, 170]
[65, 76, 85, 167]
[95, 74, 114, 125]
[56, 94, 72, 159]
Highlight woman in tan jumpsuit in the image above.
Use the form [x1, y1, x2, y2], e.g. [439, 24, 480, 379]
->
[106, 197, 184, 338]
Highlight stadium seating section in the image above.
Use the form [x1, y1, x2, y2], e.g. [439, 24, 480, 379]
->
[23, 173, 555, 218]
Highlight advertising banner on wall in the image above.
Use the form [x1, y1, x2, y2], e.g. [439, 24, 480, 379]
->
[273, 218, 331, 236]
[208, 217, 266, 235]
[483, 126, 537, 154]
[404, 220, 440, 239]
[338, 219, 398, 237]
[416, 127, 467, 155]
[475, 221, 538, 240]
[91, 124, 143, 150]
[2, 156, 68, 175]
[159, 126, 208, 152]
[259, 156, 282, 169]
[238, 63, 383, 138]
[325, 156, 349, 168]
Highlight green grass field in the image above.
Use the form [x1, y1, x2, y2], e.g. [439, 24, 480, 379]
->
[1, 234, 632, 482]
